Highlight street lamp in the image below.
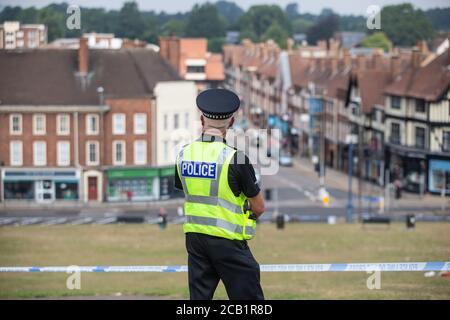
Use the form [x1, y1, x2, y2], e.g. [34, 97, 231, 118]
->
[346, 134, 358, 223]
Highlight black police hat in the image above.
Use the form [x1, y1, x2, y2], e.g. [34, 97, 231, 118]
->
[196, 88, 240, 120]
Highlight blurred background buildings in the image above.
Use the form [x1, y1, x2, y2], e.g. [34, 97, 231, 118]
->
[0, 1, 449, 205]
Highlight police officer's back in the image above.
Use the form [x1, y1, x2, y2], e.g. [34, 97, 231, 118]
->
[175, 89, 265, 300]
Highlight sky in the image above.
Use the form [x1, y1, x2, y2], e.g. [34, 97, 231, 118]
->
[0, 0, 448, 15]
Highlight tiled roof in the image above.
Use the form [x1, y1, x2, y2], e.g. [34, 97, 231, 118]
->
[385, 49, 450, 101]
[0, 48, 180, 105]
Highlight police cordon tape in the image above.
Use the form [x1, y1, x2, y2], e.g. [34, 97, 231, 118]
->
[0, 262, 449, 273]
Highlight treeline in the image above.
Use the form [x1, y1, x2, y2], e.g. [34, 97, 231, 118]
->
[0, 1, 448, 52]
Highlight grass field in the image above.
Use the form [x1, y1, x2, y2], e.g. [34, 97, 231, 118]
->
[0, 222, 449, 299]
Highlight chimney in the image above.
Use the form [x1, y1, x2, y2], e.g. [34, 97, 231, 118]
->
[287, 38, 294, 52]
[317, 40, 327, 50]
[411, 48, 421, 68]
[357, 55, 366, 70]
[390, 55, 401, 78]
[78, 37, 89, 74]
[314, 58, 322, 71]
[416, 40, 429, 54]
[343, 50, 352, 68]
[329, 38, 339, 57]
[372, 51, 384, 70]
[331, 57, 338, 74]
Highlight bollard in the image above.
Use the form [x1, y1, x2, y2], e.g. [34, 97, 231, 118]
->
[276, 214, 284, 229]
[406, 214, 415, 229]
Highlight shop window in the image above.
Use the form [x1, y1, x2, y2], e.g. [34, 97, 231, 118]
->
[108, 178, 153, 201]
[55, 182, 78, 200]
[4, 181, 34, 200]
[431, 169, 450, 192]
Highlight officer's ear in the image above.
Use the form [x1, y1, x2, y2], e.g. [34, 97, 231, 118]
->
[228, 117, 235, 129]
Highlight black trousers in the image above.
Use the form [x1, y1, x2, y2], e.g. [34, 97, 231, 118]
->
[185, 232, 264, 300]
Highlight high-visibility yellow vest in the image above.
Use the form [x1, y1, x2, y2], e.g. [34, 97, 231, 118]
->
[176, 140, 256, 240]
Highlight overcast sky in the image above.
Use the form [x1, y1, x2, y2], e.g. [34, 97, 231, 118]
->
[0, 0, 448, 15]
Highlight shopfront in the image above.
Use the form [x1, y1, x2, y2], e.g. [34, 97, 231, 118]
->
[386, 146, 427, 193]
[428, 158, 450, 195]
[159, 166, 183, 200]
[106, 168, 160, 202]
[2, 169, 80, 202]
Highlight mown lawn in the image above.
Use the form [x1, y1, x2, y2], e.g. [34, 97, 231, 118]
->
[0, 222, 449, 299]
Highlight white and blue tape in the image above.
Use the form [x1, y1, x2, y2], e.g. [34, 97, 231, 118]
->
[0, 262, 448, 273]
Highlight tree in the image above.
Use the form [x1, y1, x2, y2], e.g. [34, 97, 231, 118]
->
[239, 28, 258, 42]
[238, 5, 292, 41]
[117, 1, 145, 39]
[262, 21, 289, 49]
[0, 6, 22, 22]
[339, 15, 366, 32]
[292, 18, 313, 34]
[285, 3, 299, 21]
[18, 7, 38, 23]
[37, 6, 65, 41]
[379, 4, 434, 46]
[425, 7, 450, 31]
[215, 1, 244, 28]
[185, 3, 226, 38]
[161, 19, 186, 37]
[208, 37, 225, 52]
[360, 32, 392, 52]
[306, 14, 339, 45]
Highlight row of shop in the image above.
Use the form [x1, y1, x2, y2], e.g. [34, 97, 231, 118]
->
[386, 146, 450, 195]
[0, 166, 183, 203]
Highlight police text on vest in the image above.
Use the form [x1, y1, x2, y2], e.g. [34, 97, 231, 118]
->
[181, 161, 217, 179]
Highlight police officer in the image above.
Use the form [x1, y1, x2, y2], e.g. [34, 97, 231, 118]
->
[175, 88, 265, 300]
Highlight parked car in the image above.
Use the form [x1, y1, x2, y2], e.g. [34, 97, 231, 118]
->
[279, 153, 293, 167]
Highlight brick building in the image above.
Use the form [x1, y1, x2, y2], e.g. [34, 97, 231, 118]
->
[159, 36, 225, 90]
[0, 38, 183, 203]
[0, 21, 47, 49]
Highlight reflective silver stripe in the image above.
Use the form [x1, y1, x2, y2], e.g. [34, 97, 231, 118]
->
[209, 146, 234, 197]
[245, 226, 256, 236]
[186, 195, 217, 206]
[186, 215, 243, 234]
[217, 198, 242, 214]
[177, 147, 188, 195]
[186, 195, 243, 214]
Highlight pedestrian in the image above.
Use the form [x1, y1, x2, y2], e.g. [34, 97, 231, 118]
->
[175, 88, 266, 300]
[158, 207, 167, 229]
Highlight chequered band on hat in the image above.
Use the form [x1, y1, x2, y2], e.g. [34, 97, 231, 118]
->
[202, 112, 234, 119]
